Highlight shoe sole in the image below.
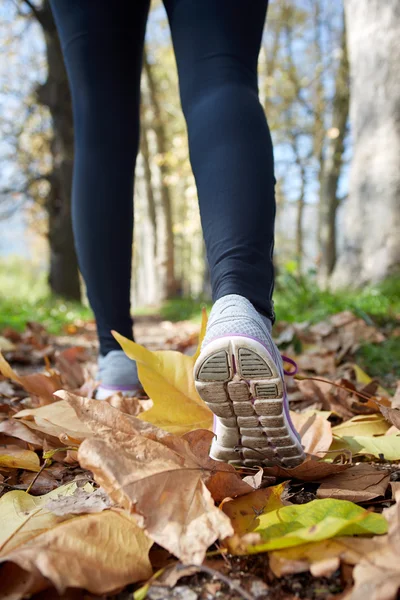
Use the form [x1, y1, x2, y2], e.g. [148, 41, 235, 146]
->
[194, 335, 305, 468]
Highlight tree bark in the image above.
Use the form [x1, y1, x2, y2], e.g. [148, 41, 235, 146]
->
[143, 49, 177, 300]
[318, 15, 349, 286]
[29, 0, 80, 300]
[331, 0, 400, 287]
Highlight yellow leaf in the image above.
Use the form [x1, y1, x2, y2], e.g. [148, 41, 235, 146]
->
[0, 447, 40, 472]
[0, 483, 152, 595]
[352, 364, 389, 396]
[113, 312, 212, 434]
[0, 482, 79, 553]
[221, 483, 287, 535]
[224, 497, 387, 554]
[330, 434, 400, 460]
[332, 414, 390, 437]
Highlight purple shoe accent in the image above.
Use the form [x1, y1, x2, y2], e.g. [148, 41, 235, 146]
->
[281, 355, 298, 376]
[97, 383, 141, 392]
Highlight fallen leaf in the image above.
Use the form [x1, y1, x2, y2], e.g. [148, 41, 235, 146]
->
[330, 434, 400, 460]
[112, 309, 212, 435]
[242, 467, 264, 490]
[262, 456, 351, 482]
[0, 337, 16, 352]
[0, 352, 63, 405]
[0, 482, 81, 553]
[224, 497, 387, 554]
[67, 394, 233, 564]
[345, 487, 400, 600]
[269, 537, 378, 578]
[0, 419, 44, 448]
[13, 400, 91, 444]
[332, 414, 390, 437]
[183, 429, 258, 501]
[222, 483, 286, 535]
[379, 404, 400, 430]
[289, 411, 332, 456]
[317, 463, 390, 502]
[19, 470, 59, 495]
[0, 510, 152, 596]
[0, 482, 152, 595]
[44, 487, 112, 515]
[0, 446, 40, 472]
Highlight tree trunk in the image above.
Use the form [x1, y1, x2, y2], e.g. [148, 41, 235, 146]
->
[295, 160, 306, 275]
[32, 0, 80, 300]
[331, 0, 400, 287]
[318, 15, 349, 286]
[143, 49, 177, 300]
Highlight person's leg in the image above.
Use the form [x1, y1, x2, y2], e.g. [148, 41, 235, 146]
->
[50, 0, 150, 358]
[165, 0, 304, 467]
[164, 0, 275, 322]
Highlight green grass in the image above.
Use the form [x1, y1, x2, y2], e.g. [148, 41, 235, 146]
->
[1, 257, 399, 354]
[0, 257, 92, 334]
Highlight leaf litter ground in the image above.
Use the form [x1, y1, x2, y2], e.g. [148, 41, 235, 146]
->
[0, 311, 399, 600]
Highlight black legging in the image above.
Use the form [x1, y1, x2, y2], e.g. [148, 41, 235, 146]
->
[50, 0, 276, 355]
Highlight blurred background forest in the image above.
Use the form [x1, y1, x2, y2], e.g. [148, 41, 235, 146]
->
[0, 0, 399, 333]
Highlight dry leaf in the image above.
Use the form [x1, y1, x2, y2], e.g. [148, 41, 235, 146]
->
[183, 429, 257, 501]
[0, 352, 62, 405]
[44, 487, 112, 515]
[67, 394, 232, 564]
[262, 456, 351, 482]
[330, 434, 400, 461]
[345, 487, 400, 600]
[14, 400, 91, 444]
[379, 404, 400, 430]
[0, 446, 40, 472]
[0, 419, 44, 448]
[269, 537, 378, 578]
[317, 463, 390, 502]
[0, 510, 152, 595]
[290, 411, 332, 456]
[112, 309, 212, 434]
[332, 414, 390, 437]
[222, 483, 287, 535]
[0, 482, 152, 596]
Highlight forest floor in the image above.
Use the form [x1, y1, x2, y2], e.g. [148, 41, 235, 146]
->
[0, 306, 399, 600]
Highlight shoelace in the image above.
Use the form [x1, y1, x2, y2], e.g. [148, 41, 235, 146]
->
[281, 355, 298, 376]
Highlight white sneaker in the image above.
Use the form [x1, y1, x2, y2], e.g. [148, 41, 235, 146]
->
[96, 350, 142, 400]
[194, 294, 305, 468]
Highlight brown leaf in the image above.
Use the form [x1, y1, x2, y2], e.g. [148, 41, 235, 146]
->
[269, 537, 377, 578]
[345, 482, 400, 600]
[55, 347, 88, 389]
[183, 430, 257, 501]
[379, 404, 400, 430]
[67, 394, 233, 564]
[289, 411, 332, 456]
[0, 353, 62, 405]
[295, 379, 332, 411]
[262, 456, 351, 482]
[317, 463, 390, 502]
[0, 419, 44, 448]
[19, 470, 59, 495]
[296, 351, 337, 375]
[0, 510, 152, 595]
[14, 400, 91, 445]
